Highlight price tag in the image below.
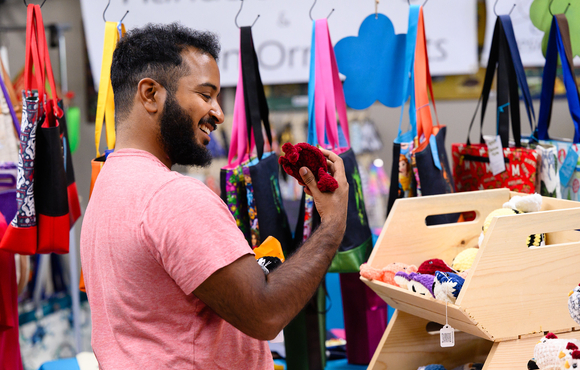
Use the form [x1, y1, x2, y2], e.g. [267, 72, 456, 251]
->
[440, 324, 455, 347]
[559, 148, 579, 187]
[485, 135, 506, 176]
[440, 302, 455, 348]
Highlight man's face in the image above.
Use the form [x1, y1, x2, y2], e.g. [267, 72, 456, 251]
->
[158, 48, 224, 166]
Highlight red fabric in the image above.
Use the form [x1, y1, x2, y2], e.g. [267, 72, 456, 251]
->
[36, 213, 69, 254]
[0, 211, 23, 369]
[418, 259, 455, 275]
[279, 142, 338, 192]
[67, 182, 81, 227]
[452, 143, 538, 194]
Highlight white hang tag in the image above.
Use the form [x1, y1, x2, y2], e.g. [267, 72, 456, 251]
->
[440, 302, 455, 347]
[440, 324, 455, 347]
[485, 135, 506, 176]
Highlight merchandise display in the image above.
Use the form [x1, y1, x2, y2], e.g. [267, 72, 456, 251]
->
[2, 0, 580, 369]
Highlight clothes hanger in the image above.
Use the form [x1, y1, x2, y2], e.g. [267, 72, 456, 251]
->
[235, 0, 260, 28]
[548, 0, 571, 16]
[103, 0, 129, 23]
[23, 0, 47, 7]
[309, 0, 334, 21]
[493, 0, 516, 16]
[407, 0, 430, 8]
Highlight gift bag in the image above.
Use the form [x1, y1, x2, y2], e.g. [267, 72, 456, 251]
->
[533, 14, 580, 200]
[0, 5, 70, 255]
[239, 26, 292, 251]
[452, 15, 539, 194]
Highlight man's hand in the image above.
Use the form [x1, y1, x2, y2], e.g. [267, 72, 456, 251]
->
[300, 148, 348, 231]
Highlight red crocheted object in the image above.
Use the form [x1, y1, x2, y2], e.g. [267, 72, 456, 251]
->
[545, 333, 558, 339]
[568, 342, 579, 350]
[279, 142, 338, 192]
[417, 259, 456, 275]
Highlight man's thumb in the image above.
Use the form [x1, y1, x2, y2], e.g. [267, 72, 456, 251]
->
[300, 167, 318, 191]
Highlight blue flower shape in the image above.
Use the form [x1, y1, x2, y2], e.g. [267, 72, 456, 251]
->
[334, 14, 407, 110]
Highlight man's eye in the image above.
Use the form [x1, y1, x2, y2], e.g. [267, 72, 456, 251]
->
[201, 94, 211, 100]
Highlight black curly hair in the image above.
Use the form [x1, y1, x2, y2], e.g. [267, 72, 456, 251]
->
[111, 23, 220, 122]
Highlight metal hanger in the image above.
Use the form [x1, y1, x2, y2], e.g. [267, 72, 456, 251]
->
[103, 0, 129, 23]
[23, 0, 47, 7]
[548, 0, 571, 16]
[407, 0, 430, 7]
[493, 0, 516, 16]
[309, 0, 334, 21]
[235, 0, 260, 28]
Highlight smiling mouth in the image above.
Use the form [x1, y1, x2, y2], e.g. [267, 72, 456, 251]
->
[200, 125, 211, 135]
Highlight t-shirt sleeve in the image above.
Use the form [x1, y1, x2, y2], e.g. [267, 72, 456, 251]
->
[140, 177, 253, 294]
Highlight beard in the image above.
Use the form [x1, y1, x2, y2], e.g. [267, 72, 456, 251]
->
[159, 92, 213, 167]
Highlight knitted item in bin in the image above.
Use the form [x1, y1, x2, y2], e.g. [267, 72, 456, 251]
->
[409, 273, 435, 297]
[534, 333, 579, 370]
[568, 284, 580, 326]
[479, 208, 545, 248]
[418, 259, 455, 275]
[360, 262, 418, 285]
[418, 365, 447, 370]
[452, 248, 478, 272]
[502, 193, 542, 213]
[279, 142, 338, 192]
[394, 271, 414, 290]
[563, 350, 580, 369]
[558, 342, 579, 369]
[433, 271, 465, 304]
[527, 359, 539, 369]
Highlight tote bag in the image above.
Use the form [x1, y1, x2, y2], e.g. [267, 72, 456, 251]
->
[0, 5, 70, 255]
[533, 14, 580, 200]
[452, 15, 539, 194]
[239, 26, 292, 252]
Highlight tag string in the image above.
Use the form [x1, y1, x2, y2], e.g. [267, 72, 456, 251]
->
[445, 301, 448, 326]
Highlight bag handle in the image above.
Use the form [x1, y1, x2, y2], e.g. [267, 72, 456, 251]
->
[34, 5, 61, 117]
[537, 14, 580, 143]
[240, 26, 272, 161]
[95, 21, 123, 157]
[24, 5, 44, 99]
[307, 20, 318, 146]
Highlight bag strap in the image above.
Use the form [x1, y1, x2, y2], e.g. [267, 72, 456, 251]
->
[34, 6, 61, 118]
[240, 26, 272, 161]
[95, 22, 123, 157]
[307, 20, 318, 146]
[537, 14, 580, 143]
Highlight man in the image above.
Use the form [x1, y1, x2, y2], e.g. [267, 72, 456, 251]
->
[80, 23, 348, 369]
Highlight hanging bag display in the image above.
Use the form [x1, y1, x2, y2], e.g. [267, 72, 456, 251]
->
[239, 26, 292, 252]
[452, 15, 539, 194]
[533, 14, 580, 200]
[0, 5, 70, 255]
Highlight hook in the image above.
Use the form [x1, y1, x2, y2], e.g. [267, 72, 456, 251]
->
[309, 0, 334, 21]
[375, 0, 379, 19]
[23, 0, 47, 7]
[549, 0, 571, 16]
[103, 0, 130, 24]
[493, 0, 516, 16]
[235, 0, 260, 28]
[406, 0, 429, 7]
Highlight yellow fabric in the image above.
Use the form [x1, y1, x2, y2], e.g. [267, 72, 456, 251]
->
[95, 22, 125, 157]
[253, 236, 285, 262]
[452, 247, 478, 272]
[482, 208, 519, 234]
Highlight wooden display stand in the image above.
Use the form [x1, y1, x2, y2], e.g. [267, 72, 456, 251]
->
[363, 189, 580, 369]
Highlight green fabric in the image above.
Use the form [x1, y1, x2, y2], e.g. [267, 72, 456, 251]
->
[65, 107, 81, 154]
[328, 237, 373, 273]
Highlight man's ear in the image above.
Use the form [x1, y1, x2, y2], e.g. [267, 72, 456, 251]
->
[137, 78, 165, 114]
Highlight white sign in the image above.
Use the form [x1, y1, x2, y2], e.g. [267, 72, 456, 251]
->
[481, 0, 546, 67]
[80, 0, 478, 89]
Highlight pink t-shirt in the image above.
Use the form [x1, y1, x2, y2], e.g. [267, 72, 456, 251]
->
[80, 149, 273, 369]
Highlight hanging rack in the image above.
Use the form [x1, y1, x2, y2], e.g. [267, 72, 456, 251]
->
[23, 0, 47, 7]
[493, 0, 516, 16]
[103, 0, 129, 24]
[548, 0, 571, 16]
[235, 0, 260, 28]
[309, 0, 334, 21]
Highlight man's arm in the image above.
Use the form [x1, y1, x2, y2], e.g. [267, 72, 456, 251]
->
[194, 148, 348, 340]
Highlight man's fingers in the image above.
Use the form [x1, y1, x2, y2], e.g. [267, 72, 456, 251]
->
[319, 148, 345, 178]
[319, 148, 340, 163]
[300, 167, 321, 196]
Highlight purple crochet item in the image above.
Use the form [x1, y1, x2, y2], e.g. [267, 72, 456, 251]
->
[411, 273, 435, 297]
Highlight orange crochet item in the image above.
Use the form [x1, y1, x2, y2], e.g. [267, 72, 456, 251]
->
[279, 143, 338, 192]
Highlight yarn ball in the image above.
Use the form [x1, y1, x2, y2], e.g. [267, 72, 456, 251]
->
[569, 284, 580, 326]
[279, 142, 338, 192]
[409, 273, 436, 297]
[452, 248, 478, 272]
[418, 259, 455, 275]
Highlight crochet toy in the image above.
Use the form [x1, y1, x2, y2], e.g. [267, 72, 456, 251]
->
[254, 236, 285, 275]
[527, 359, 539, 370]
[569, 284, 580, 326]
[563, 350, 580, 369]
[279, 142, 338, 192]
[434, 271, 465, 304]
[418, 259, 456, 275]
[479, 199, 544, 248]
[558, 342, 579, 369]
[534, 333, 579, 370]
[452, 248, 478, 273]
[360, 262, 418, 285]
[409, 273, 436, 297]
[394, 271, 414, 290]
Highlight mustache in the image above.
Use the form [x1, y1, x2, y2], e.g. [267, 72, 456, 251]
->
[199, 117, 218, 131]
